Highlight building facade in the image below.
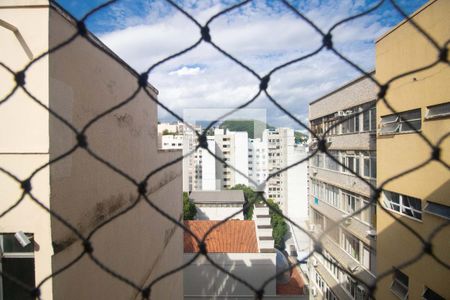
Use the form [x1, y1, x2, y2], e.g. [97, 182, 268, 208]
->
[375, 1, 450, 299]
[307, 74, 378, 300]
[214, 128, 249, 189]
[264, 128, 296, 214]
[0, 2, 183, 299]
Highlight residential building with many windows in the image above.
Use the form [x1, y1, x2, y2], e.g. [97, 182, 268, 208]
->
[375, 1, 450, 299]
[214, 128, 249, 189]
[307, 73, 378, 300]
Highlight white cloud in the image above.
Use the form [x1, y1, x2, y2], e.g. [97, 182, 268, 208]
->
[169, 66, 204, 76]
[97, 0, 394, 129]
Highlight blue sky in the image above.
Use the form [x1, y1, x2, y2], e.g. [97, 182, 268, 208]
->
[55, 0, 428, 129]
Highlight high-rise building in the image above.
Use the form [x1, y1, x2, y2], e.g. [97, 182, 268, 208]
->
[214, 128, 249, 189]
[248, 137, 269, 190]
[307, 73, 377, 300]
[264, 128, 295, 214]
[375, 1, 450, 299]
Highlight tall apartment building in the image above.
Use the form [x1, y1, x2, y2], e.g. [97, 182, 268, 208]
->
[264, 128, 295, 214]
[248, 138, 269, 190]
[214, 128, 249, 189]
[0, 2, 182, 299]
[180, 124, 218, 192]
[375, 1, 450, 299]
[307, 74, 378, 300]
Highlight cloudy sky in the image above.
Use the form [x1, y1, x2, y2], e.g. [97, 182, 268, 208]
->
[56, 0, 427, 129]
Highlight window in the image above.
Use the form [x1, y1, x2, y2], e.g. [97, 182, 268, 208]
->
[391, 269, 408, 300]
[425, 102, 450, 120]
[1, 233, 35, 300]
[422, 287, 445, 300]
[384, 191, 422, 220]
[342, 109, 360, 134]
[341, 231, 360, 261]
[363, 156, 376, 178]
[380, 109, 421, 135]
[424, 201, 450, 220]
[363, 106, 376, 132]
[343, 192, 360, 214]
[343, 153, 360, 175]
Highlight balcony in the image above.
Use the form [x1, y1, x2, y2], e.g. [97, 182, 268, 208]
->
[310, 196, 375, 246]
[309, 166, 374, 197]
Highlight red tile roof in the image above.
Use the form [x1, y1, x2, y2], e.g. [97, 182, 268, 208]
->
[184, 220, 259, 253]
[276, 266, 305, 295]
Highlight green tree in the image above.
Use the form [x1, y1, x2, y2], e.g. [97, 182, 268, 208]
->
[267, 199, 288, 250]
[183, 192, 197, 220]
[229, 184, 262, 220]
[162, 129, 172, 135]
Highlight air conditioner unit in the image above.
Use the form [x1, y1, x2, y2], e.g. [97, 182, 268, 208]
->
[367, 229, 376, 238]
[311, 287, 318, 297]
[345, 110, 353, 115]
[311, 257, 318, 267]
[335, 111, 345, 117]
[348, 263, 360, 273]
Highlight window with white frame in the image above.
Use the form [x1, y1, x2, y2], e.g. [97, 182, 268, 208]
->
[380, 108, 421, 135]
[363, 154, 376, 179]
[425, 102, 450, 120]
[341, 231, 360, 261]
[363, 105, 376, 132]
[384, 191, 422, 220]
[391, 269, 409, 300]
[342, 152, 360, 175]
[343, 192, 360, 214]
[0, 233, 35, 300]
[342, 108, 360, 134]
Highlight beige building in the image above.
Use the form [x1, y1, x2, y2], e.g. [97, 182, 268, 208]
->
[375, 0, 450, 299]
[0, 1, 182, 299]
[308, 74, 378, 300]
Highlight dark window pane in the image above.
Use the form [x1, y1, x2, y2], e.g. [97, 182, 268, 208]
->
[2, 257, 35, 300]
[2, 234, 34, 253]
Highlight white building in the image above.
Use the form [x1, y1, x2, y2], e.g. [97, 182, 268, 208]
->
[190, 190, 245, 220]
[214, 129, 249, 189]
[263, 128, 295, 214]
[248, 138, 269, 191]
[160, 134, 183, 150]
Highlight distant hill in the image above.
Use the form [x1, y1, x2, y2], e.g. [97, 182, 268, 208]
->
[294, 131, 308, 143]
[219, 120, 274, 139]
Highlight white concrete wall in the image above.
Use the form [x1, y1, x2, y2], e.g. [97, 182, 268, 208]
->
[184, 253, 276, 297]
[233, 132, 249, 186]
[160, 134, 183, 150]
[201, 138, 217, 190]
[0, 3, 53, 298]
[196, 206, 244, 220]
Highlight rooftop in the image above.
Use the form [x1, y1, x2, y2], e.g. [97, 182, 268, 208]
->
[276, 266, 305, 296]
[189, 190, 245, 204]
[184, 220, 258, 253]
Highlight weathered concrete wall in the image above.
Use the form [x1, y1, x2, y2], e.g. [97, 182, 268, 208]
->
[47, 5, 183, 300]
